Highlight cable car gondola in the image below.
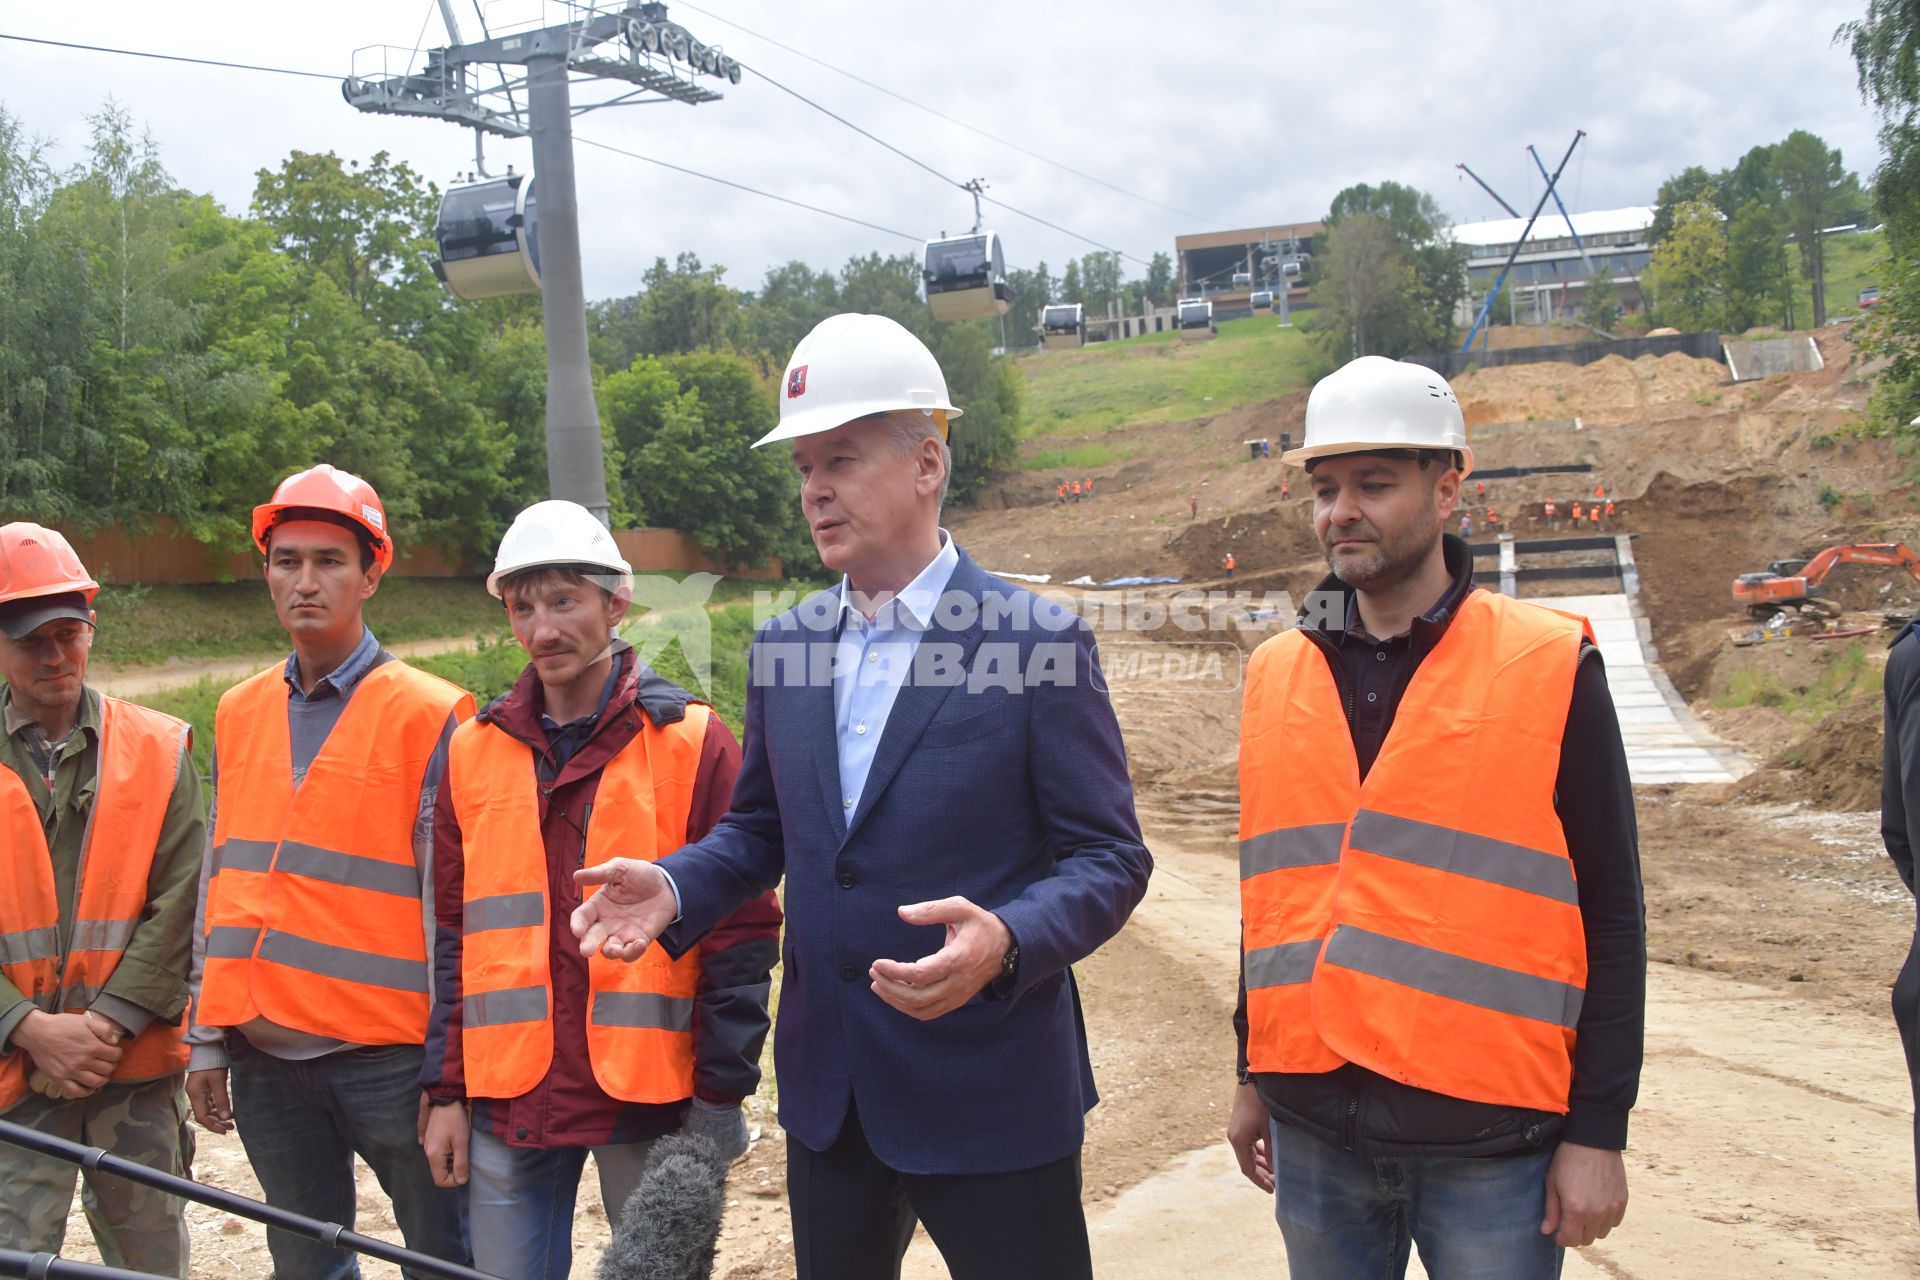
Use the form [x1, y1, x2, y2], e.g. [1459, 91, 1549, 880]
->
[1040, 303, 1084, 351]
[923, 231, 1011, 323]
[434, 174, 541, 301]
[1232, 270, 1252, 288]
[1178, 298, 1214, 342]
[1250, 290, 1274, 316]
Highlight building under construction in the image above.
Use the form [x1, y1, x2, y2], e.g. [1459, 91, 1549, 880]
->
[1453, 205, 1655, 326]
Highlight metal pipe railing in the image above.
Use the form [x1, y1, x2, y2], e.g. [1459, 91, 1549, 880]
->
[0, 1249, 166, 1279]
[0, 1118, 500, 1280]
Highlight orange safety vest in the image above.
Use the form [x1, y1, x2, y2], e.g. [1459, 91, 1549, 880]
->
[1589, 506, 1600, 523]
[1544, 501, 1556, 516]
[1605, 502, 1615, 516]
[0, 697, 192, 1109]
[1488, 509, 1500, 525]
[1571, 502, 1583, 520]
[1238, 589, 1591, 1113]
[1224, 554, 1236, 570]
[198, 662, 474, 1045]
[452, 705, 710, 1103]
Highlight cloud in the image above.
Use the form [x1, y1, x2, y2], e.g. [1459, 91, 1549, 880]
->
[0, 0, 1883, 299]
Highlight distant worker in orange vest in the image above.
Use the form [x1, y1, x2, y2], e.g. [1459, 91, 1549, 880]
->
[1476, 479, 1485, 499]
[1232, 356, 1642, 1272]
[1544, 498, 1558, 531]
[1604, 499, 1616, 528]
[1571, 500, 1584, 524]
[419, 502, 779, 1278]
[1595, 482, 1606, 501]
[1072, 479, 1082, 503]
[1282, 478, 1292, 501]
[0, 523, 206, 1275]
[184, 465, 476, 1276]
[1085, 477, 1095, 500]
[1589, 503, 1601, 529]
[1486, 507, 1501, 533]
[1225, 551, 1237, 582]
[1057, 481, 1066, 503]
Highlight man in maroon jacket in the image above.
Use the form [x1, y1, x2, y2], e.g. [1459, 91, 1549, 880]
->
[419, 501, 780, 1279]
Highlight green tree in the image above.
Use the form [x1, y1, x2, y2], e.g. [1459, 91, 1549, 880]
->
[1059, 258, 1082, 304]
[1642, 193, 1727, 331]
[251, 150, 437, 321]
[1724, 198, 1789, 332]
[1583, 267, 1621, 334]
[1143, 251, 1174, 308]
[1840, 2, 1920, 430]
[1772, 130, 1862, 328]
[1315, 212, 1418, 361]
[1077, 251, 1123, 318]
[1320, 181, 1465, 357]
[1650, 166, 1715, 244]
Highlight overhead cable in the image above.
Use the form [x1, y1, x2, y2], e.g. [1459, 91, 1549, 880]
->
[0, 30, 921, 243]
[672, 0, 1207, 223]
[741, 60, 1151, 266]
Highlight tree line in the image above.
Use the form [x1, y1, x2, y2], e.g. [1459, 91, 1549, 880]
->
[1642, 130, 1869, 332]
[0, 102, 1027, 571]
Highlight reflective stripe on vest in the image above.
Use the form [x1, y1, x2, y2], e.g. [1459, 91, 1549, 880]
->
[0, 696, 192, 1110]
[1238, 588, 1591, 1113]
[452, 702, 709, 1104]
[198, 662, 474, 1045]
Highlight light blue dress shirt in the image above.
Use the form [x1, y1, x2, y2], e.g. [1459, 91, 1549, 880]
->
[832, 531, 959, 817]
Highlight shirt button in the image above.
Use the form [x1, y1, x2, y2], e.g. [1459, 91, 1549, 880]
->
[515, 1126, 529, 1140]
[866, 651, 879, 663]
[1375, 651, 1387, 662]
[838, 871, 855, 889]
[840, 964, 857, 982]
[843, 795, 854, 810]
[1366, 692, 1379, 702]
[855, 722, 867, 735]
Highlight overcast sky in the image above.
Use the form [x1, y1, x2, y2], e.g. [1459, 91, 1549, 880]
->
[0, 0, 1888, 299]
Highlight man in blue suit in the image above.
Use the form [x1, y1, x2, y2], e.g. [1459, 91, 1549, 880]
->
[572, 313, 1151, 1280]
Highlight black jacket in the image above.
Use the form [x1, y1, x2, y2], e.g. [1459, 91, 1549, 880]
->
[1235, 536, 1646, 1156]
[1879, 622, 1920, 1212]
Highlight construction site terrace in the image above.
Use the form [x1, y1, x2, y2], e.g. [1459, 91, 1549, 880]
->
[92, 313, 1919, 1279]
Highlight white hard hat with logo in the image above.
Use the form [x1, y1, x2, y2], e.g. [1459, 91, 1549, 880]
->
[754, 312, 963, 448]
[488, 499, 634, 599]
[1283, 355, 1473, 479]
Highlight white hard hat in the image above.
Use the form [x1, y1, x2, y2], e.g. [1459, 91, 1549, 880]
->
[754, 313, 963, 448]
[487, 499, 634, 599]
[1284, 355, 1474, 479]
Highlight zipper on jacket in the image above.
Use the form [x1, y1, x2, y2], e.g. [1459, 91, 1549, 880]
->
[1303, 628, 1358, 728]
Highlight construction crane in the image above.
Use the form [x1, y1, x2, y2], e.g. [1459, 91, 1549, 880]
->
[1732, 542, 1920, 617]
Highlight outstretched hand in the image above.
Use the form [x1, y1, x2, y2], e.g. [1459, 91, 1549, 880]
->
[868, 897, 1011, 1020]
[570, 858, 677, 961]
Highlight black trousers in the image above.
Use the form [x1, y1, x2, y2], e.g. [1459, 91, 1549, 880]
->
[786, 1104, 1093, 1280]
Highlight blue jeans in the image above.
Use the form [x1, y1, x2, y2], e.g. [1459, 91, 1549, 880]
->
[228, 1040, 470, 1280]
[1268, 1119, 1563, 1280]
[466, 1127, 662, 1280]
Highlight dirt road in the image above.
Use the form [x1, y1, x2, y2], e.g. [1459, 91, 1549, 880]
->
[87, 634, 484, 700]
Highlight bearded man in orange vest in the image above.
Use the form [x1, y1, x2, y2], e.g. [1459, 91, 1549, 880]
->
[184, 465, 475, 1278]
[0, 523, 205, 1276]
[1227, 357, 1644, 1277]
[417, 500, 780, 1279]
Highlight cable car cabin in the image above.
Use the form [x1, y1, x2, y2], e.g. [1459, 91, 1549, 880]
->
[1232, 270, 1252, 288]
[1178, 298, 1214, 342]
[1250, 290, 1274, 315]
[434, 175, 541, 301]
[1040, 303, 1084, 351]
[923, 232, 1011, 322]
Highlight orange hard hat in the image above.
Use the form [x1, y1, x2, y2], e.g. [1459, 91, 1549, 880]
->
[252, 464, 393, 570]
[0, 522, 100, 609]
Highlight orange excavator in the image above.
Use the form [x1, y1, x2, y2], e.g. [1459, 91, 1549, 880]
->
[1732, 542, 1920, 617]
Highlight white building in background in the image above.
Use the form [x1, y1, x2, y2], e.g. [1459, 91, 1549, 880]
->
[1453, 205, 1656, 326]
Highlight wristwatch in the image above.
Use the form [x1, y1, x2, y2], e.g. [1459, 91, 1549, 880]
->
[999, 941, 1020, 984]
